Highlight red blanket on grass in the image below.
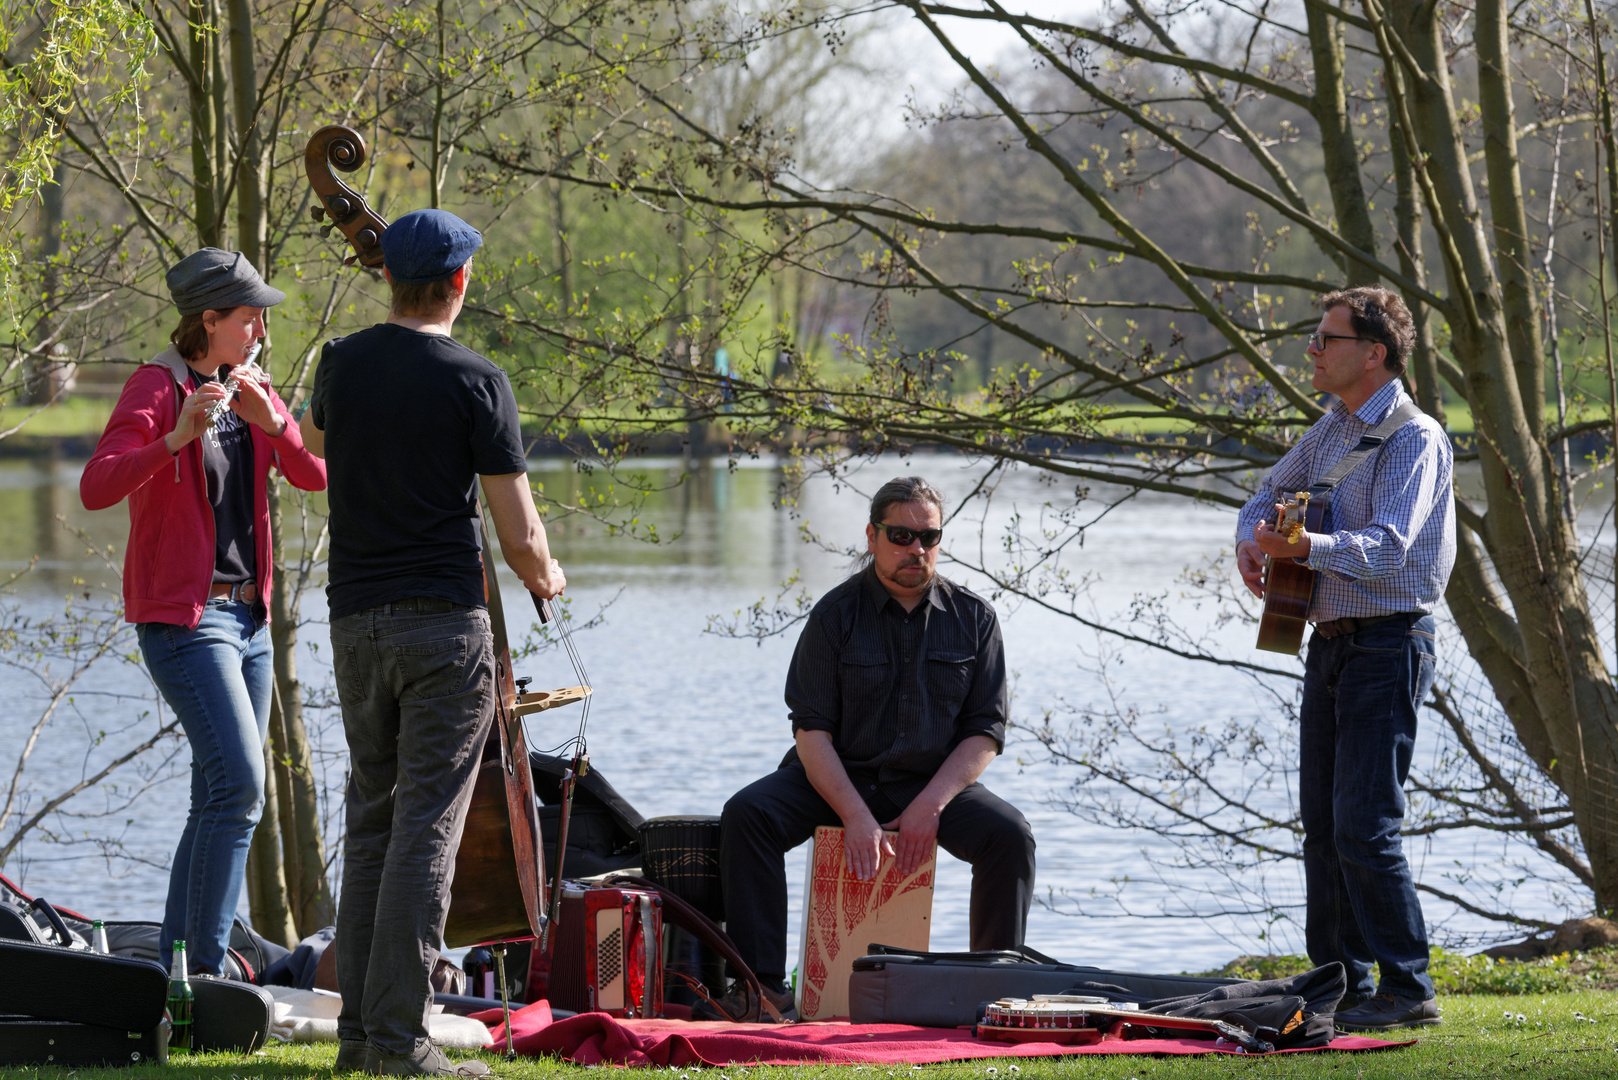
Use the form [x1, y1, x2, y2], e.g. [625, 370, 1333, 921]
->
[474, 1001, 1413, 1067]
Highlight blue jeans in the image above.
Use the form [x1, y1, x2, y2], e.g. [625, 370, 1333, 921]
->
[1300, 613, 1436, 1001]
[138, 599, 271, 974]
[329, 597, 494, 1057]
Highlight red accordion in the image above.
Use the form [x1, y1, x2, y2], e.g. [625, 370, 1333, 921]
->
[544, 885, 664, 1018]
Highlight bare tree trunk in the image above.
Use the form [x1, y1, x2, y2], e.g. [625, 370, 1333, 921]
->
[187, 0, 221, 247]
[1385, 0, 1618, 911]
[28, 161, 74, 405]
[1475, 0, 1545, 437]
[246, 740, 298, 948]
[1304, 0, 1378, 283]
[1585, 0, 1618, 659]
[1389, 95, 1442, 424]
[267, 478, 337, 936]
[431, 0, 446, 209]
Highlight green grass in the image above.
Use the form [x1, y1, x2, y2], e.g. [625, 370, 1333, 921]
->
[12, 992, 1618, 1078]
[1204, 947, 1618, 996]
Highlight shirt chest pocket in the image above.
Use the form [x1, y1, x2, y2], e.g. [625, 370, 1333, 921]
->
[926, 651, 976, 718]
[839, 650, 891, 724]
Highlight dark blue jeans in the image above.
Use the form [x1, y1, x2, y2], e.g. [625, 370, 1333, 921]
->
[330, 597, 494, 1058]
[1300, 613, 1436, 1001]
[138, 599, 272, 975]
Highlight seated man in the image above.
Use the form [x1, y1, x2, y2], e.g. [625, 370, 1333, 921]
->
[715, 475, 1036, 1021]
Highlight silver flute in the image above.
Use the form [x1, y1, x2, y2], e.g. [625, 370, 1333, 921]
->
[205, 346, 264, 429]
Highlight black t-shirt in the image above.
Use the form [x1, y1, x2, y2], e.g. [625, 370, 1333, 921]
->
[195, 369, 256, 584]
[309, 323, 527, 618]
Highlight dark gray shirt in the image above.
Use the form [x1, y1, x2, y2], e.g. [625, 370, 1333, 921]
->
[784, 567, 1008, 805]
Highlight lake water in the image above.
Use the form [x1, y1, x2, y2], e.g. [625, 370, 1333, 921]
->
[1, 453, 1612, 975]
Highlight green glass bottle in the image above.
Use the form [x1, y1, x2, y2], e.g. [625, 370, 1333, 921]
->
[166, 939, 194, 1053]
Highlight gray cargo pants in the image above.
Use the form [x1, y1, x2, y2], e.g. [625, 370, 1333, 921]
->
[330, 596, 494, 1056]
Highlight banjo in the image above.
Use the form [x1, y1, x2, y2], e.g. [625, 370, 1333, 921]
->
[976, 996, 1278, 1053]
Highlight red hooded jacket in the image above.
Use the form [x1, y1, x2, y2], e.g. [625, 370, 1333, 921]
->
[80, 347, 328, 628]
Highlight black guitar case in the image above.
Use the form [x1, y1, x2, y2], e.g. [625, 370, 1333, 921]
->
[847, 945, 1241, 1029]
[0, 936, 169, 1029]
[0, 1015, 169, 1067]
[193, 974, 275, 1052]
[0, 937, 170, 1066]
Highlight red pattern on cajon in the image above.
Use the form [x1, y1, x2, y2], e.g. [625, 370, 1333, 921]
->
[795, 825, 935, 1021]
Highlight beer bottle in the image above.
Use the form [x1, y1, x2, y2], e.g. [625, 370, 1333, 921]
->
[166, 939, 194, 1052]
[91, 920, 109, 954]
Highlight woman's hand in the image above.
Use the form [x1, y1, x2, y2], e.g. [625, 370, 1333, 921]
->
[164, 382, 230, 454]
[230, 369, 287, 437]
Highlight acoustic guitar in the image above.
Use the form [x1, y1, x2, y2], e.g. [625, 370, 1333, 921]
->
[1254, 491, 1325, 654]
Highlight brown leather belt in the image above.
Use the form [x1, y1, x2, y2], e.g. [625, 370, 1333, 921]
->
[1313, 612, 1417, 639]
[209, 580, 259, 605]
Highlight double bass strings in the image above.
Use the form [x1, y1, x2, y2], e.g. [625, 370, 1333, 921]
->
[550, 596, 591, 762]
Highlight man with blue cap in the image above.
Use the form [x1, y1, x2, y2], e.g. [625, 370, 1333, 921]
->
[303, 209, 566, 1076]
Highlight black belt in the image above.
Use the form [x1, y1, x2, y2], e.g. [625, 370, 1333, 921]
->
[1313, 612, 1419, 639]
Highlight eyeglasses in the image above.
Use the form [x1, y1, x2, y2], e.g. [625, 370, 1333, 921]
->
[873, 522, 944, 549]
[1307, 332, 1370, 350]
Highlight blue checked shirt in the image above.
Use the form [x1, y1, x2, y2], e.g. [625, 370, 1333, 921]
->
[1236, 380, 1456, 622]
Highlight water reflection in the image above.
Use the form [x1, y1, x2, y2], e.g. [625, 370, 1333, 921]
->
[0, 454, 1610, 973]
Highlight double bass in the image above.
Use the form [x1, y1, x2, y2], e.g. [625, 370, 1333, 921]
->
[305, 125, 586, 949]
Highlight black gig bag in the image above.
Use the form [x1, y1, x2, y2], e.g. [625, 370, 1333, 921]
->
[847, 945, 1240, 1029]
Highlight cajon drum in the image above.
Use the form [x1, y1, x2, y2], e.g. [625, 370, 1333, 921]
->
[794, 825, 935, 1021]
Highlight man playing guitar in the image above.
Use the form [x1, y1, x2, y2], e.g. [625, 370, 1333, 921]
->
[1234, 287, 1455, 1031]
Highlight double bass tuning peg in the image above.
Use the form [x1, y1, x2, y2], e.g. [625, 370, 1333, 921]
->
[515, 677, 533, 693]
[310, 205, 325, 221]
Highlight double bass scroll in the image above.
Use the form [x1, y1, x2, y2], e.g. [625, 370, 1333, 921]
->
[304, 125, 389, 269]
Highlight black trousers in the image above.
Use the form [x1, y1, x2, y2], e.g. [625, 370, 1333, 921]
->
[719, 761, 1036, 984]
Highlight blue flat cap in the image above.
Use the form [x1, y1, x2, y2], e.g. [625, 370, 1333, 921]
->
[381, 209, 483, 284]
[167, 248, 285, 316]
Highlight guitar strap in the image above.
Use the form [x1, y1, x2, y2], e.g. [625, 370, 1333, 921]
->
[1306, 401, 1422, 532]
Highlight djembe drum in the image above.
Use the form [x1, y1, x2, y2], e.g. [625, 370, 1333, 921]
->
[639, 815, 725, 1007]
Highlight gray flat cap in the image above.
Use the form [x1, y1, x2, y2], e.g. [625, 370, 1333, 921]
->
[166, 248, 286, 316]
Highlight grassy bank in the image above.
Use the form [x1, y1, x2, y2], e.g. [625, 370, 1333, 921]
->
[1206, 946, 1618, 995]
[15, 991, 1618, 1080]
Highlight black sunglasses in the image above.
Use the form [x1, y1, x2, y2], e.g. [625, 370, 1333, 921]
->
[873, 522, 944, 549]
